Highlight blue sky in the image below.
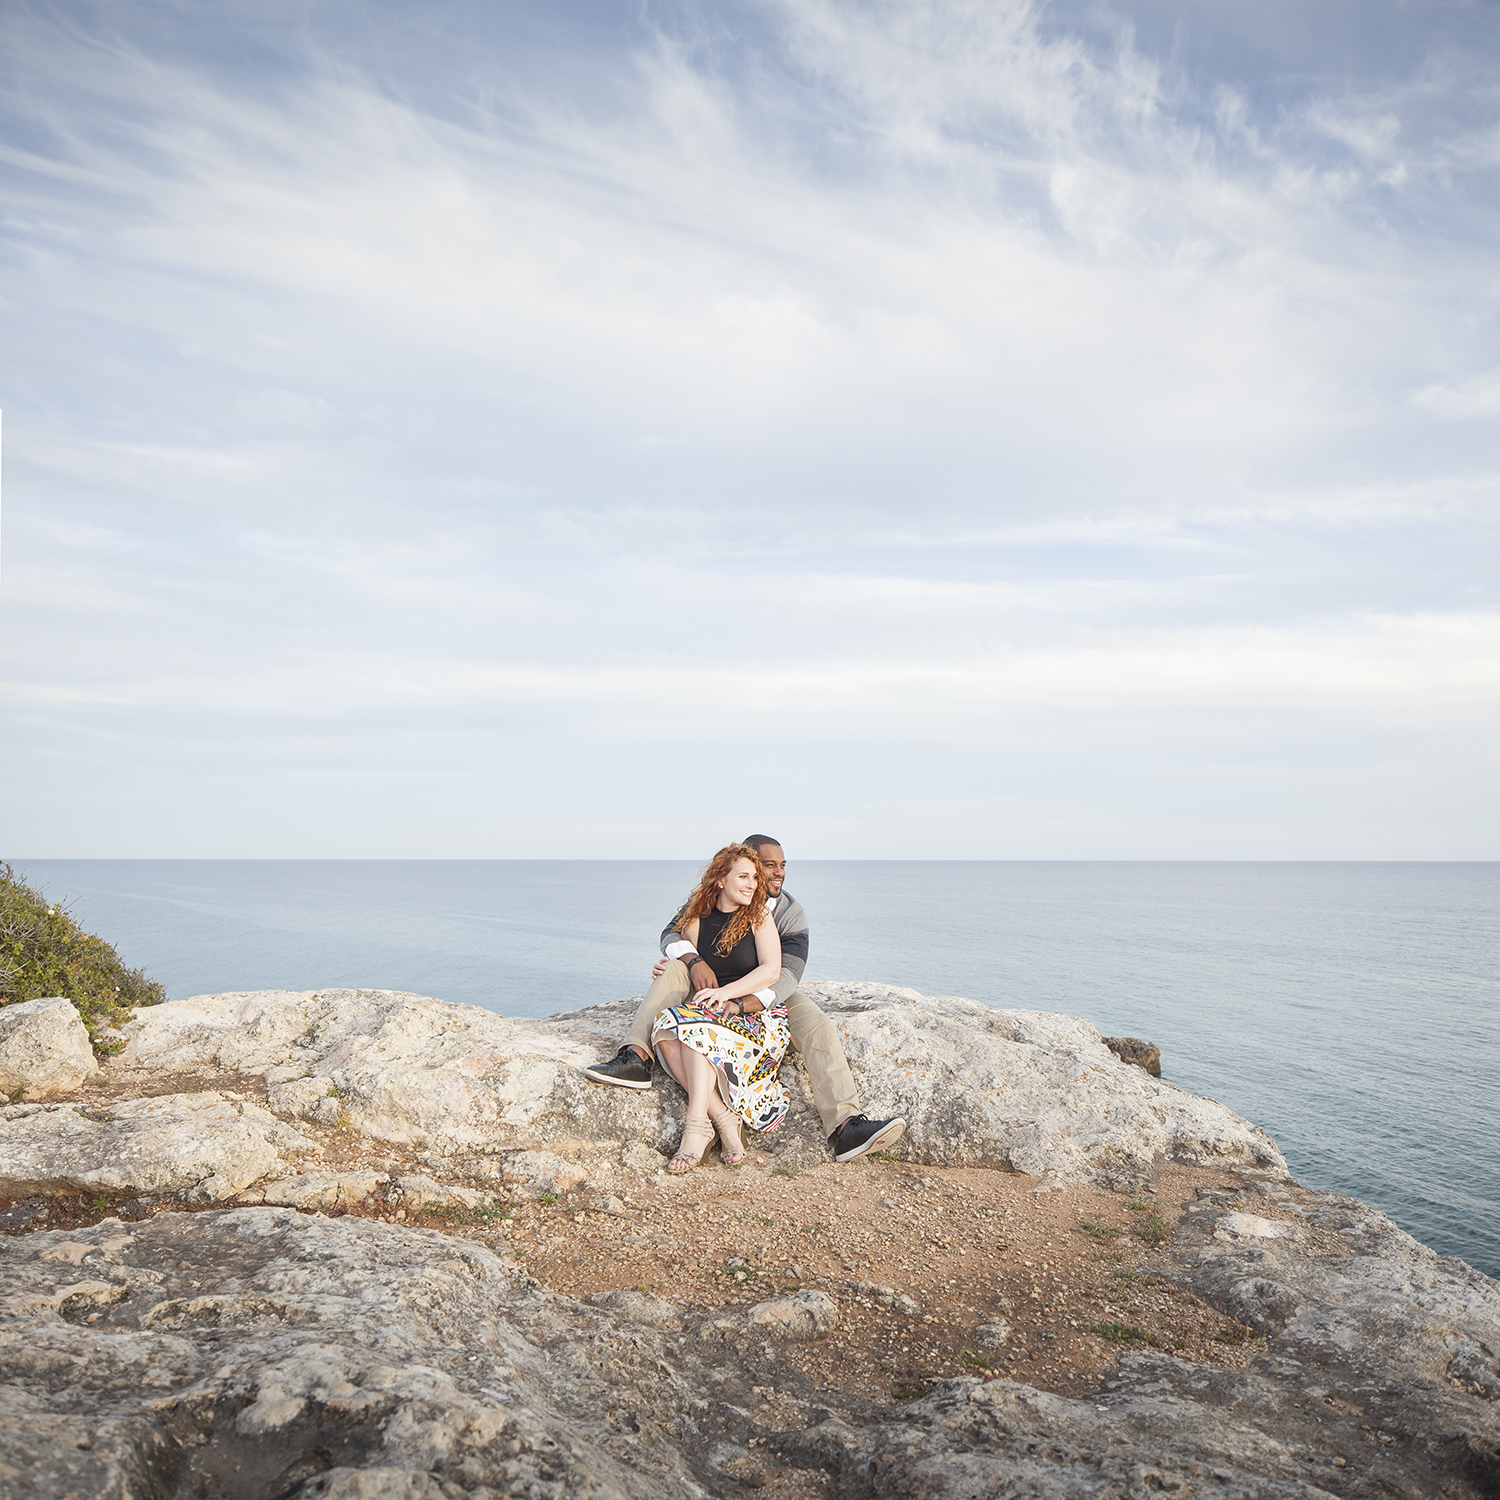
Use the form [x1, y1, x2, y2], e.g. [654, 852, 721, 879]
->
[2, 0, 1497, 857]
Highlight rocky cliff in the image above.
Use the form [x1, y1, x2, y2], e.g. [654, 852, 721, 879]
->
[0, 984, 1495, 1499]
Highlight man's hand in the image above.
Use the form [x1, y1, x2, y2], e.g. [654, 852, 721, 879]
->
[688, 959, 717, 992]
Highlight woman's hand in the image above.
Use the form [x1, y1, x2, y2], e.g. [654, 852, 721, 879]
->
[694, 988, 740, 1019]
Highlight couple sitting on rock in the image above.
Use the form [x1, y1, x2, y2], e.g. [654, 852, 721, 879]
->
[586, 836, 906, 1173]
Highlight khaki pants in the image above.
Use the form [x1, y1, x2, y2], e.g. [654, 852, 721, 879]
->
[625, 960, 863, 1137]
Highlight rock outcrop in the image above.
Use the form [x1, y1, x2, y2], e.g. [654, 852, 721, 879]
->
[0, 996, 97, 1100]
[0, 1092, 321, 1202]
[0, 982, 1496, 1498]
[0, 1208, 705, 1498]
[1, 1188, 1496, 1498]
[1104, 1034, 1162, 1076]
[106, 983, 1284, 1194]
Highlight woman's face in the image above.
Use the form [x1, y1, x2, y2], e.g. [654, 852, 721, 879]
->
[718, 857, 760, 908]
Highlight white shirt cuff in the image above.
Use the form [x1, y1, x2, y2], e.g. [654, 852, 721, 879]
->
[755, 988, 775, 1005]
[665, 940, 697, 961]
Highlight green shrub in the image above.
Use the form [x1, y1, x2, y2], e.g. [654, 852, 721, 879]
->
[0, 863, 165, 1055]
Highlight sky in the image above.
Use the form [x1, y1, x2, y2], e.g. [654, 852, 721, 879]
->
[2, 0, 1498, 859]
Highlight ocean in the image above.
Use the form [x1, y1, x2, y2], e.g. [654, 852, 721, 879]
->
[10, 859, 1498, 1279]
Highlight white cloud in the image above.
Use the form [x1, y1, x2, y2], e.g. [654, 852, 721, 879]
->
[1, 1, 1497, 855]
[1411, 373, 1500, 420]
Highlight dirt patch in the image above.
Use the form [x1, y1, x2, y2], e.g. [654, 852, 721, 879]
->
[477, 1153, 1278, 1402]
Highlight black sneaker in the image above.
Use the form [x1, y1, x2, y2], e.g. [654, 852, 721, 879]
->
[829, 1113, 907, 1162]
[584, 1047, 654, 1090]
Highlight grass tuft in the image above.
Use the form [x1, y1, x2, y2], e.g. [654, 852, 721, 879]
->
[0, 863, 165, 1056]
[446, 1199, 515, 1227]
[1091, 1320, 1154, 1346]
[1129, 1207, 1173, 1246]
[1077, 1219, 1122, 1241]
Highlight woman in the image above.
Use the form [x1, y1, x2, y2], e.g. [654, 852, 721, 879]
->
[651, 844, 789, 1173]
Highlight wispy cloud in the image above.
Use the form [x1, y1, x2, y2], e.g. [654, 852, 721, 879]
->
[1, 0, 1497, 855]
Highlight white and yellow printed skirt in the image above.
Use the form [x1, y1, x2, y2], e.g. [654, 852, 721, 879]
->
[651, 1002, 791, 1132]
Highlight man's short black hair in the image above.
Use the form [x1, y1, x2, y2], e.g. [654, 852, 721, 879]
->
[742, 834, 783, 853]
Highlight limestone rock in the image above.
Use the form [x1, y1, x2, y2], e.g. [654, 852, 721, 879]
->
[1215, 1211, 1302, 1243]
[1, 1193, 1497, 1499]
[820, 984, 1280, 1186]
[248, 1170, 386, 1210]
[266, 1074, 342, 1122]
[744, 1289, 838, 1338]
[116, 983, 1285, 1190]
[973, 1316, 1011, 1349]
[496, 1149, 590, 1198]
[0, 996, 97, 1100]
[390, 1175, 490, 1211]
[1104, 1034, 1162, 1076]
[0, 1092, 321, 1201]
[0, 1209, 708, 1498]
[292, 1468, 461, 1500]
[585, 1288, 683, 1327]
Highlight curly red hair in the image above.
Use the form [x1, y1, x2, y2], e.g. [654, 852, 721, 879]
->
[679, 844, 769, 956]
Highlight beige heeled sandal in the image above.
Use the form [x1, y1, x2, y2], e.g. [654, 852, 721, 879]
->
[709, 1107, 746, 1167]
[668, 1116, 714, 1173]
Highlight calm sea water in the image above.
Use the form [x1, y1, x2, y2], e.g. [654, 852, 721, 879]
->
[12, 859, 1499, 1279]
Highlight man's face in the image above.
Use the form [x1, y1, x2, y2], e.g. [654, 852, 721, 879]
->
[756, 844, 786, 898]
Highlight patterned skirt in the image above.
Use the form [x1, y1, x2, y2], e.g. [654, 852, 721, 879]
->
[651, 1002, 791, 1133]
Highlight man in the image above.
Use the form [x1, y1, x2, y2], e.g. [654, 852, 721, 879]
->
[585, 835, 907, 1163]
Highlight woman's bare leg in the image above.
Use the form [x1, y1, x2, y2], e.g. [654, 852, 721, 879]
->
[655, 1038, 720, 1117]
[655, 1038, 720, 1170]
